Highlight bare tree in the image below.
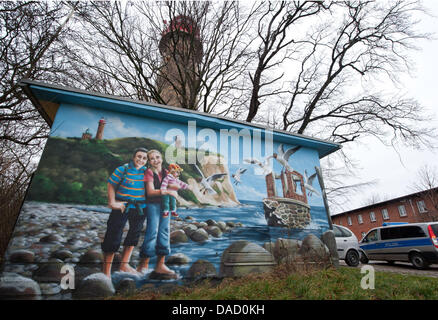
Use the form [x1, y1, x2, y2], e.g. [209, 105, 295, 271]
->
[409, 164, 438, 221]
[1, 1, 434, 220]
[248, 1, 434, 149]
[0, 1, 76, 258]
[65, 1, 259, 113]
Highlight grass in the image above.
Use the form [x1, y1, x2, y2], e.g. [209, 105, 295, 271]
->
[115, 264, 438, 300]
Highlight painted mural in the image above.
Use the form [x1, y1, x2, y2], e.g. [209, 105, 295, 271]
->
[1, 102, 335, 300]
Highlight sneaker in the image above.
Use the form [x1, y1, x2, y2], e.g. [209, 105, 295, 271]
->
[162, 211, 169, 217]
[171, 211, 179, 217]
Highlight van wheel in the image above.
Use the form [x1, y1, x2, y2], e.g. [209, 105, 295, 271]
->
[360, 252, 369, 264]
[409, 252, 430, 270]
[345, 250, 360, 267]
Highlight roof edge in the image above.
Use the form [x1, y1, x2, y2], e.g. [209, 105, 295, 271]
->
[20, 79, 342, 158]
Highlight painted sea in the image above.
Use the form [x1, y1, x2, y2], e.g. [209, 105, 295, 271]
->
[3, 200, 330, 295]
[115, 200, 330, 288]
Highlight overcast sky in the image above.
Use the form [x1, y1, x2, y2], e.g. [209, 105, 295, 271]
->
[335, 0, 438, 214]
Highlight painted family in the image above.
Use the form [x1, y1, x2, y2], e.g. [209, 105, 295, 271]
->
[101, 147, 192, 278]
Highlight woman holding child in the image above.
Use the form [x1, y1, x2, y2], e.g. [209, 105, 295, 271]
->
[137, 149, 179, 276]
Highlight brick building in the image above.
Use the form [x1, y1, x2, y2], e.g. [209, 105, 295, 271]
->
[331, 187, 438, 240]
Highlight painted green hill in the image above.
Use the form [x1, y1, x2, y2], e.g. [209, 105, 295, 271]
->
[27, 136, 201, 205]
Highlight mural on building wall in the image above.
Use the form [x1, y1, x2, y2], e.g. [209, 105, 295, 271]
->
[1, 102, 334, 299]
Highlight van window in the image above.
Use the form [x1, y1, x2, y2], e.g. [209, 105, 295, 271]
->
[381, 226, 426, 240]
[400, 226, 426, 238]
[381, 227, 401, 240]
[364, 230, 378, 242]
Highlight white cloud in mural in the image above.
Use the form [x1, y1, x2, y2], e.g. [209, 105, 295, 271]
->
[235, 184, 266, 201]
[105, 116, 143, 139]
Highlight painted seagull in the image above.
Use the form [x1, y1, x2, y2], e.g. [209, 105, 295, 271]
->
[304, 169, 320, 197]
[194, 164, 227, 195]
[273, 144, 301, 173]
[243, 155, 273, 175]
[231, 168, 247, 185]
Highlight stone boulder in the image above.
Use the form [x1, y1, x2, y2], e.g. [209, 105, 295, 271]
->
[78, 249, 103, 268]
[74, 266, 102, 289]
[226, 221, 236, 228]
[167, 253, 191, 265]
[186, 260, 217, 281]
[273, 238, 302, 263]
[262, 242, 275, 254]
[0, 273, 41, 300]
[148, 271, 178, 280]
[170, 230, 189, 244]
[32, 259, 64, 283]
[219, 241, 276, 277]
[206, 226, 222, 238]
[73, 273, 115, 299]
[39, 234, 63, 244]
[206, 219, 217, 227]
[189, 228, 209, 243]
[50, 249, 73, 261]
[9, 250, 35, 264]
[216, 221, 227, 232]
[183, 224, 198, 237]
[299, 234, 331, 264]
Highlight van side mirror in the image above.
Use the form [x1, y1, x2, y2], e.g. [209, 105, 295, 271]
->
[362, 238, 368, 243]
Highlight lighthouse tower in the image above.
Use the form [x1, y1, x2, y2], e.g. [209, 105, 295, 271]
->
[158, 15, 202, 109]
[95, 118, 106, 140]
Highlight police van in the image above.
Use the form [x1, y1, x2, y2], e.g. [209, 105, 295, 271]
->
[359, 222, 438, 269]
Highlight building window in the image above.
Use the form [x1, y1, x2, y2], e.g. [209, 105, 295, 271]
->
[381, 208, 389, 220]
[417, 200, 428, 213]
[358, 214, 363, 224]
[398, 205, 407, 217]
[370, 211, 376, 222]
[347, 216, 352, 226]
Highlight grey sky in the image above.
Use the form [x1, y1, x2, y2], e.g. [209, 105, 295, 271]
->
[334, 0, 438, 213]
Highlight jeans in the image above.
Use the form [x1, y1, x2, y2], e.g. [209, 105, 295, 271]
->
[139, 203, 170, 258]
[101, 208, 147, 253]
[162, 194, 177, 212]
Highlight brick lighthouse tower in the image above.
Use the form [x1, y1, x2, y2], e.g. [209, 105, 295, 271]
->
[95, 118, 106, 140]
[158, 15, 202, 109]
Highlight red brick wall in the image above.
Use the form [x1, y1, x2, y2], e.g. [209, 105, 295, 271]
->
[332, 194, 438, 240]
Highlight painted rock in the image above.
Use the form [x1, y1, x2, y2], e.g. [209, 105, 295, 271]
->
[299, 234, 331, 263]
[0, 273, 41, 300]
[167, 253, 191, 265]
[9, 250, 35, 264]
[189, 228, 209, 242]
[170, 230, 189, 244]
[73, 273, 115, 299]
[186, 260, 217, 280]
[219, 240, 276, 277]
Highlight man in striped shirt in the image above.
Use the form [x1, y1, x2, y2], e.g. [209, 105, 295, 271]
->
[101, 147, 148, 277]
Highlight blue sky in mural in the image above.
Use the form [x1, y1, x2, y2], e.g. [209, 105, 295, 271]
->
[52, 103, 324, 206]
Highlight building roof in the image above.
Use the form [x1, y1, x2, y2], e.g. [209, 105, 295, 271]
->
[19, 79, 341, 159]
[332, 187, 438, 217]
